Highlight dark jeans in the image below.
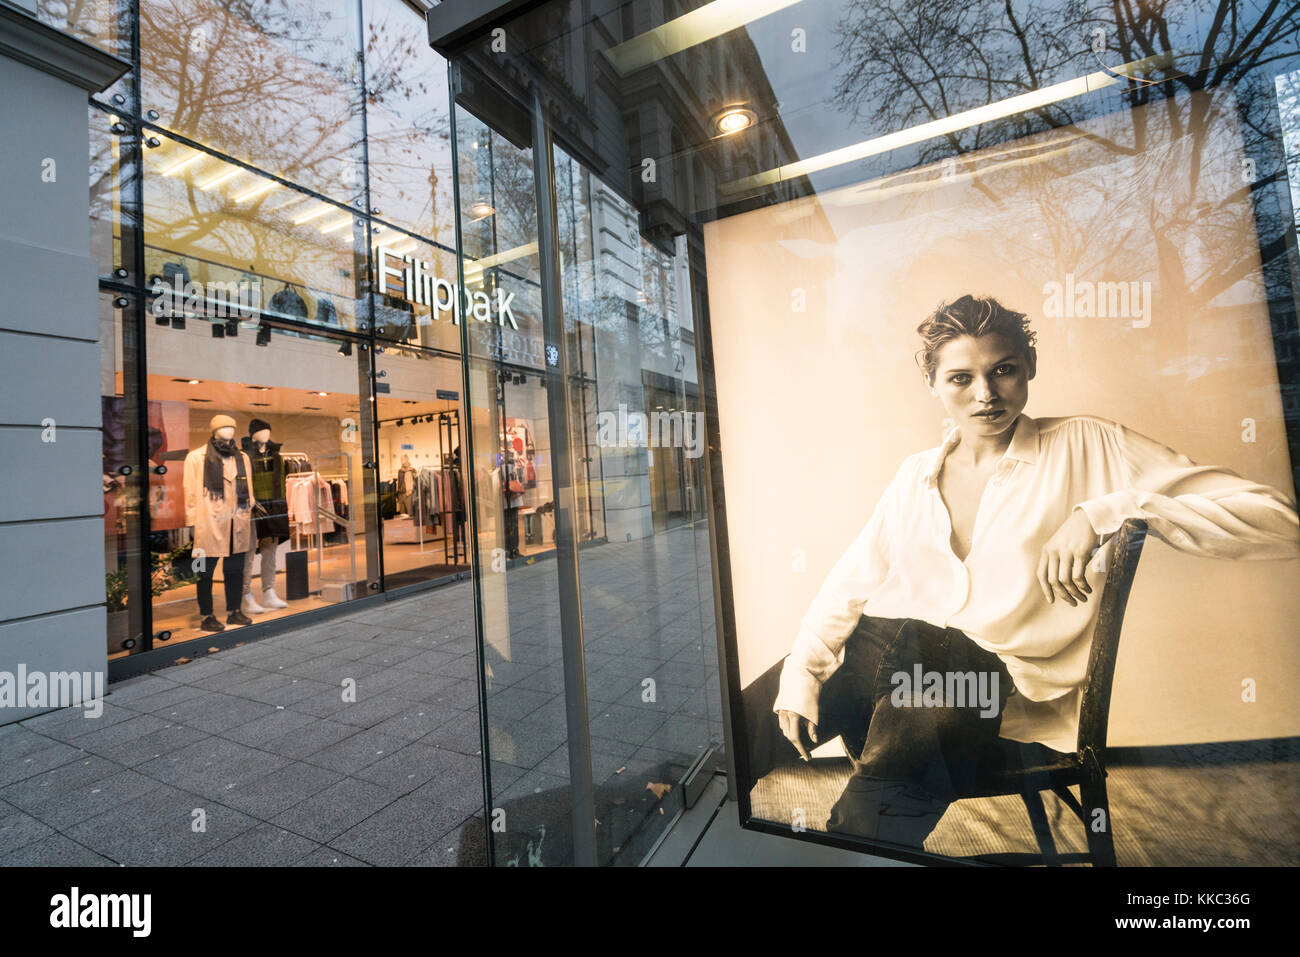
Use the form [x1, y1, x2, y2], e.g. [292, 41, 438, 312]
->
[504, 506, 520, 557]
[743, 615, 1014, 849]
[194, 552, 246, 617]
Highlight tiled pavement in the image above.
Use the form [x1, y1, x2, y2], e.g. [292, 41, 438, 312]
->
[0, 524, 724, 867]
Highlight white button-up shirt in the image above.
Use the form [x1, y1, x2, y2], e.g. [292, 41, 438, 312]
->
[773, 414, 1300, 753]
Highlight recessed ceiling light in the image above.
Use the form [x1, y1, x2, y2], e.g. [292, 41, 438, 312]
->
[293, 205, 332, 225]
[314, 391, 329, 396]
[234, 180, 276, 203]
[302, 406, 322, 410]
[246, 385, 271, 391]
[250, 402, 271, 407]
[715, 107, 756, 135]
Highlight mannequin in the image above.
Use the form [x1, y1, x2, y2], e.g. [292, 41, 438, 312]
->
[182, 415, 255, 632]
[396, 454, 415, 516]
[241, 418, 291, 613]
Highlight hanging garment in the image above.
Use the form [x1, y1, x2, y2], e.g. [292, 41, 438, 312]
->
[285, 472, 336, 534]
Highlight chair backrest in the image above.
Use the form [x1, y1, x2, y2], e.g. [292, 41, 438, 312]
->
[1075, 518, 1148, 756]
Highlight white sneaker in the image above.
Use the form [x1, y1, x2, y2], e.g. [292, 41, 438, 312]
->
[262, 588, 289, 609]
[242, 592, 266, 615]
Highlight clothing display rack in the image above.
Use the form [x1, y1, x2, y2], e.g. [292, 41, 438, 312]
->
[281, 450, 357, 600]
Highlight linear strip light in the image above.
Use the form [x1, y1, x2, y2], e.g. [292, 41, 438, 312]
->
[721, 53, 1173, 196]
[234, 180, 277, 203]
[320, 216, 354, 234]
[161, 152, 201, 176]
[604, 0, 804, 75]
[293, 204, 332, 225]
[462, 241, 539, 281]
[199, 167, 240, 191]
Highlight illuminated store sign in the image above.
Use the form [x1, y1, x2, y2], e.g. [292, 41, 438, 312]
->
[376, 245, 517, 328]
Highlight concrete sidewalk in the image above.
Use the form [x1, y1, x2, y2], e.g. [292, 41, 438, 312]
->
[0, 583, 486, 867]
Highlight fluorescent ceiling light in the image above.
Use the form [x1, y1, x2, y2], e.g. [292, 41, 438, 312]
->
[722, 53, 1172, 196]
[604, 0, 803, 75]
[320, 216, 354, 234]
[234, 180, 277, 202]
[462, 241, 538, 280]
[199, 167, 239, 191]
[161, 152, 201, 176]
[293, 205, 332, 225]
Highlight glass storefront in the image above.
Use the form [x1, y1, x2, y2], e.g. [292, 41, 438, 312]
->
[434, 0, 1300, 868]
[67, 0, 1299, 868]
[82, 1, 495, 657]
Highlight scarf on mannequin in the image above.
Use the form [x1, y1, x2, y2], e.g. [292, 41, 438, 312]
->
[204, 435, 249, 507]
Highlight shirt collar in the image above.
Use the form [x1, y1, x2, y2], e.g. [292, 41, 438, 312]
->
[925, 413, 1039, 488]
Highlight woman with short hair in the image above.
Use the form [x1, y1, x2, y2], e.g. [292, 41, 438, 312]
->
[743, 294, 1300, 848]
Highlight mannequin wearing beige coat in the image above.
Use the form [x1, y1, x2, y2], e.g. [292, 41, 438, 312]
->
[182, 415, 256, 632]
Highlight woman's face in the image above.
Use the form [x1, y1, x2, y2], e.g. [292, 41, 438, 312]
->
[929, 333, 1034, 438]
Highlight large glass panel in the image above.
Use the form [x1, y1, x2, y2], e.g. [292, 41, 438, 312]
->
[454, 107, 578, 866]
[140, 0, 365, 206]
[451, 90, 720, 866]
[363, 0, 456, 244]
[141, 127, 376, 647]
[142, 318, 374, 645]
[143, 132, 364, 335]
[443, 0, 1300, 868]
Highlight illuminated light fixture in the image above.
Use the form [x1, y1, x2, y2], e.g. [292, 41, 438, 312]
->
[338, 341, 352, 357]
[314, 391, 329, 397]
[161, 152, 202, 176]
[722, 52, 1173, 196]
[293, 205, 332, 225]
[320, 216, 353, 234]
[188, 379, 200, 385]
[199, 167, 240, 191]
[469, 200, 495, 220]
[604, 0, 803, 75]
[234, 180, 277, 203]
[462, 241, 538, 283]
[714, 106, 755, 135]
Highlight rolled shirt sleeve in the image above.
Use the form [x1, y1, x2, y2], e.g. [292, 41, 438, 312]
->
[1075, 424, 1300, 559]
[772, 466, 901, 726]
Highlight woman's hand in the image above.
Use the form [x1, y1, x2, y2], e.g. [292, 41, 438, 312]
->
[1037, 509, 1101, 606]
[777, 710, 818, 761]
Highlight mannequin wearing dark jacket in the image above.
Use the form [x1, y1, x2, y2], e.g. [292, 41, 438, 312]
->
[240, 419, 291, 612]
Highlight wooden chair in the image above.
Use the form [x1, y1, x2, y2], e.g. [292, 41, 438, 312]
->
[960, 518, 1149, 866]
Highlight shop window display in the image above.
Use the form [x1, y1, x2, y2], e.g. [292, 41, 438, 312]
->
[143, 318, 371, 645]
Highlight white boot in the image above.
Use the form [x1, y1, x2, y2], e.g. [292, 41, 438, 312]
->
[262, 588, 289, 609]
[243, 591, 266, 615]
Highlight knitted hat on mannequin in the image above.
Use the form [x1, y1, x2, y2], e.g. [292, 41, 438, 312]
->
[248, 418, 272, 436]
[209, 414, 237, 433]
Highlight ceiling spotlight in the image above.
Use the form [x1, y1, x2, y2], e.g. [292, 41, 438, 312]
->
[396, 419, 404, 427]
[338, 341, 352, 357]
[256, 326, 271, 346]
[469, 200, 496, 220]
[714, 106, 756, 136]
